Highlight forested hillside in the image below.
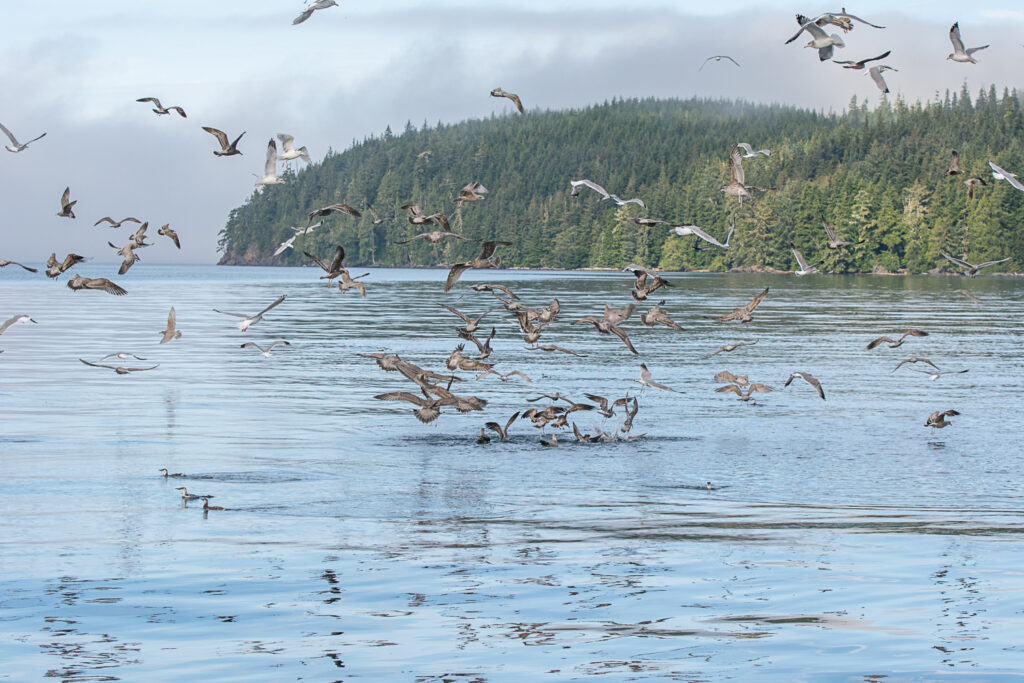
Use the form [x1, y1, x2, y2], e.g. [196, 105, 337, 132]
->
[218, 90, 1024, 274]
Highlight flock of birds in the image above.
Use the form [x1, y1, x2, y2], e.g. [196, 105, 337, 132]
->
[2, 5, 1017, 513]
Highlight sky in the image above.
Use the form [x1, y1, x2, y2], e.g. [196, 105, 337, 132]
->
[2, 1, 1023, 264]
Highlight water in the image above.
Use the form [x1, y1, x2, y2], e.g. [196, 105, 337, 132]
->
[2, 265, 1023, 681]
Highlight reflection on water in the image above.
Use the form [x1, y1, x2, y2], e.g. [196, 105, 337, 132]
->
[1, 265, 1024, 680]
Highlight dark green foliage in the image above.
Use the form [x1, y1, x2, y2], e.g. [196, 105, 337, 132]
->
[218, 93, 1024, 274]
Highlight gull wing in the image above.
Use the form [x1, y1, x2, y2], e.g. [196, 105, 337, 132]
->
[571, 179, 609, 198]
[304, 250, 332, 273]
[478, 240, 512, 260]
[80, 359, 120, 371]
[293, 8, 315, 24]
[266, 341, 291, 351]
[263, 138, 278, 177]
[728, 145, 745, 185]
[277, 133, 295, 152]
[0, 121, 20, 145]
[506, 91, 524, 114]
[441, 304, 472, 324]
[742, 287, 769, 314]
[609, 325, 638, 355]
[786, 17, 828, 44]
[686, 225, 726, 248]
[989, 161, 1024, 191]
[444, 263, 473, 293]
[202, 127, 230, 149]
[791, 246, 812, 271]
[327, 245, 345, 273]
[941, 252, 973, 270]
[949, 22, 966, 54]
[255, 295, 287, 318]
[976, 257, 1010, 269]
[868, 67, 889, 93]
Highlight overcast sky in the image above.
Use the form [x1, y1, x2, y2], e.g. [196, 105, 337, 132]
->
[2, 1, 1023, 263]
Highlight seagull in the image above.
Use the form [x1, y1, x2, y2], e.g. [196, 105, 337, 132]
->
[791, 244, 822, 276]
[66, 274, 127, 295]
[822, 220, 861, 249]
[490, 87, 524, 114]
[477, 428, 491, 444]
[947, 22, 988, 64]
[128, 222, 152, 248]
[202, 126, 245, 156]
[338, 269, 368, 296]
[159, 307, 181, 344]
[0, 259, 37, 273]
[866, 330, 927, 349]
[892, 357, 939, 373]
[988, 161, 1024, 191]
[624, 264, 672, 301]
[459, 326, 495, 359]
[786, 15, 845, 61]
[699, 55, 741, 70]
[527, 343, 582, 356]
[833, 50, 891, 70]
[702, 340, 758, 359]
[785, 9, 882, 43]
[633, 363, 677, 392]
[374, 390, 485, 425]
[722, 145, 770, 204]
[867, 65, 897, 94]
[783, 372, 825, 399]
[0, 314, 36, 336]
[305, 203, 361, 233]
[80, 358, 158, 374]
[393, 231, 477, 246]
[254, 138, 285, 186]
[401, 204, 450, 230]
[716, 383, 773, 403]
[136, 97, 186, 117]
[570, 179, 645, 207]
[540, 433, 558, 448]
[46, 253, 85, 279]
[715, 287, 769, 324]
[276, 134, 311, 164]
[572, 302, 639, 354]
[158, 224, 181, 249]
[99, 352, 147, 361]
[956, 289, 980, 305]
[214, 294, 286, 332]
[695, 221, 735, 251]
[1, 122, 46, 152]
[912, 368, 969, 381]
[108, 241, 141, 274]
[469, 283, 518, 299]
[941, 252, 1010, 277]
[736, 142, 770, 157]
[714, 370, 749, 387]
[944, 150, 963, 177]
[365, 204, 384, 225]
[94, 216, 142, 228]
[964, 177, 986, 199]
[293, 0, 338, 25]
[640, 300, 683, 330]
[668, 224, 729, 249]
[925, 409, 959, 430]
[57, 187, 76, 219]
[456, 182, 488, 208]
[241, 341, 291, 357]
[478, 369, 532, 383]
[440, 305, 492, 334]
[444, 241, 513, 292]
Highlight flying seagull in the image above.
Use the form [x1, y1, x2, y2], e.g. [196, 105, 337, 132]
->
[57, 187, 76, 219]
[108, 240, 141, 275]
[702, 340, 758, 359]
[964, 177, 986, 199]
[572, 302, 639, 354]
[0, 259, 37, 273]
[214, 294, 286, 332]
[722, 144, 771, 204]
[365, 204, 383, 225]
[202, 126, 245, 156]
[254, 138, 285, 186]
[715, 287, 769, 324]
[484, 411, 521, 442]
[783, 372, 826, 399]
[401, 204, 450, 230]
[956, 288, 980, 305]
[834, 50, 891, 70]
[947, 22, 988, 64]
[785, 9, 883, 43]
[791, 244, 822, 276]
[912, 368, 969, 381]
[925, 409, 959, 430]
[699, 55, 741, 70]
[100, 352, 146, 362]
[241, 341, 291, 357]
[66, 274, 127, 295]
[293, 0, 338, 25]
[640, 300, 684, 330]
[158, 224, 181, 249]
[159, 307, 181, 344]
[941, 252, 1010, 277]
[715, 370, 749, 387]
[46, 253, 85, 279]
[490, 87, 524, 114]
[394, 231, 478, 245]
[305, 203, 361, 233]
[668, 224, 730, 249]
[624, 263, 672, 301]
[136, 97, 186, 117]
[128, 222, 151, 248]
[444, 241, 513, 292]
[822, 220, 861, 249]
[570, 179, 645, 207]
[736, 142, 770, 157]
[1, 122, 46, 152]
[989, 161, 1024, 191]
[786, 15, 846, 61]
[456, 181, 488, 208]
[633, 363, 677, 392]
[80, 358, 158, 374]
[440, 304, 492, 334]
[892, 357, 939, 373]
[277, 134, 311, 164]
[944, 150, 962, 176]
[867, 65, 897, 94]
[337, 269, 368, 296]
[0, 314, 36, 336]
[866, 329, 927, 349]
[94, 216, 141, 228]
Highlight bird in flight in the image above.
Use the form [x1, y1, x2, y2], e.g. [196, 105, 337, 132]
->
[715, 287, 769, 324]
[66, 274, 127, 295]
[293, 0, 338, 25]
[203, 126, 245, 156]
[159, 307, 181, 344]
[1, 121, 46, 153]
[941, 253, 1010, 277]
[241, 341, 291, 357]
[947, 22, 988, 64]
[699, 55, 740, 70]
[833, 50, 891, 70]
[570, 179, 645, 207]
[57, 187, 77, 219]
[783, 372, 825, 399]
[136, 97, 186, 117]
[490, 87, 524, 114]
[214, 294, 286, 332]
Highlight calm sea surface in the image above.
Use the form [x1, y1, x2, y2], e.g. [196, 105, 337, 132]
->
[1, 265, 1023, 681]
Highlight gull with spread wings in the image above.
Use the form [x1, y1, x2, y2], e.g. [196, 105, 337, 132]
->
[699, 55, 740, 70]
[715, 287, 769, 324]
[570, 179, 645, 207]
[136, 97, 186, 117]
[941, 252, 1010, 277]
[214, 294, 286, 332]
[444, 241, 513, 292]
[572, 303, 639, 354]
[490, 87, 524, 114]
[947, 22, 988, 63]
[1, 121, 46, 153]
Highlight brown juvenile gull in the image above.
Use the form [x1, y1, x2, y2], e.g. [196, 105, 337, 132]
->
[394, 231, 476, 246]
[213, 294, 286, 332]
[241, 341, 291, 357]
[202, 126, 245, 156]
[490, 87, 524, 114]
[0, 259, 37, 273]
[866, 330, 927, 349]
[783, 372, 826, 399]
[699, 55, 741, 70]
[441, 304, 492, 334]
[1, 122, 46, 153]
[834, 50, 891, 70]
[445, 344, 494, 373]
[158, 224, 181, 249]
[715, 287, 769, 324]
[470, 283, 518, 299]
[714, 370, 749, 387]
[964, 177, 986, 200]
[624, 264, 671, 301]
[459, 326, 495, 359]
[108, 241, 141, 275]
[941, 252, 1010, 277]
[46, 253, 85, 279]
[716, 383, 773, 403]
[583, 393, 630, 419]
[822, 220, 862, 249]
[94, 216, 142, 228]
[305, 245, 347, 282]
[944, 150, 962, 177]
[925, 409, 959, 430]
[401, 204, 451, 230]
[456, 182, 488, 208]
[572, 303, 638, 354]
[956, 289, 980, 305]
[136, 97, 186, 117]
[80, 358, 158, 374]
[527, 343, 581, 356]
[947, 22, 988, 64]
[540, 433, 558, 448]
[365, 204, 384, 225]
[892, 357, 939, 373]
[293, 0, 338, 25]
[641, 300, 683, 330]
[57, 187, 76, 219]
[633, 363, 677, 392]
[570, 179, 645, 208]
[129, 222, 152, 248]
[477, 428, 491, 444]
[444, 241, 513, 292]
[721, 145, 771, 205]
[159, 307, 181, 344]
[305, 203, 360, 233]
[67, 274, 127, 295]
[337, 269, 368, 296]
[620, 396, 640, 433]
[703, 340, 758, 359]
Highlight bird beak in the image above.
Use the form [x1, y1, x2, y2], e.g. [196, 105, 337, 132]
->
[29, 318, 38, 323]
